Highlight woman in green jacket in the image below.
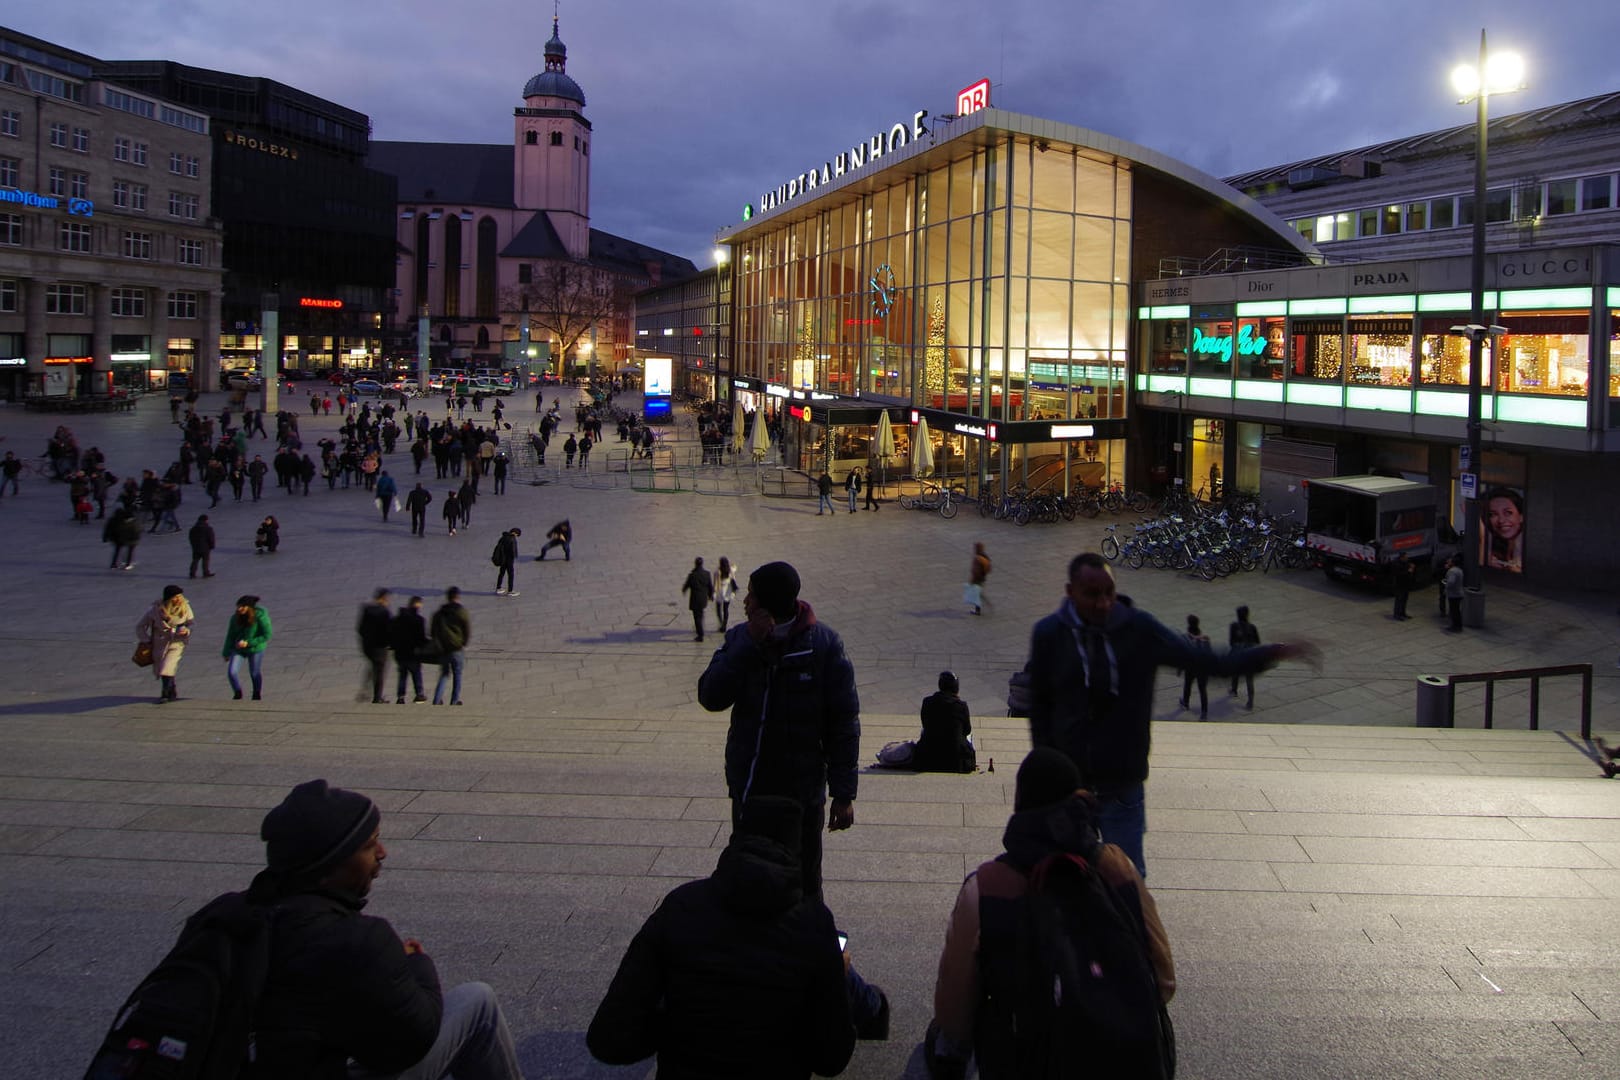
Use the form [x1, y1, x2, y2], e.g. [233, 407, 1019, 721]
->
[222, 594, 273, 700]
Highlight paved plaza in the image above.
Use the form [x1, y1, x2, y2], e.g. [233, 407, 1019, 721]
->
[2, 392, 1618, 1078]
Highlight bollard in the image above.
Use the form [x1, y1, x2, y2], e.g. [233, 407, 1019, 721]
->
[1415, 675, 1452, 728]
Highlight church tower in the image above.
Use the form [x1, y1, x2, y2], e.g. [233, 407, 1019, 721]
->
[514, 15, 591, 259]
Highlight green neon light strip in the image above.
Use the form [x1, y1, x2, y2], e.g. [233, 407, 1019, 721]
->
[1346, 386, 1413, 412]
[1288, 297, 1347, 316]
[1135, 374, 1148, 391]
[1149, 304, 1190, 320]
[1413, 390, 1485, 418]
[1234, 380, 1284, 402]
[1497, 287, 1592, 310]
[1147, 374, 1187, 394]
[1235, 301, 1287, 317]
[1495, 395, 1586, 427]
[1286, 383, 1344, 407]
[1608, 287, 1619, 308]
[1417, 292, 1495, 312]
[1137, 306, 1150, 320]
[1348, 295, 1416, 314]
[1189, 376, 1233, 398]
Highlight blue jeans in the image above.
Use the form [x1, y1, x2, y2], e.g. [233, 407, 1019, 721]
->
[818, 491, 834, 513]
[348, 981, 520, 1080]
[1094, 781, 1147, 879]
[434, 651, 465, 704]
[226, 652, 264, 697]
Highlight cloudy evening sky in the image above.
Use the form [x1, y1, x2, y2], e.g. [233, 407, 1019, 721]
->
[10, 1, 1620, 265]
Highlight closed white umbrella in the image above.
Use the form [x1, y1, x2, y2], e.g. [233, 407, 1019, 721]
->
[748, 410, 773, 463]
[874, 410, 897, 491]
[911, 417, 934, 477]
[731, 403, 747, 454]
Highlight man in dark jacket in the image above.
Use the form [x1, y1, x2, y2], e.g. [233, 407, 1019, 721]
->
[913, 671, 974, 773]
[681, 556, 715, 641]
[1026, 553, 1313, 877]
[493, 528, 520, 597]
[587, 797, 856, 1079]
[187, 514, 216, 578]
[246, 779, 523, 1079]
[391, 595, 429, 704]
[405, 483, 432, 537]
[430, 587, 471, 706]
[698, 561, 859, 898]
[357, 588, 393, 705]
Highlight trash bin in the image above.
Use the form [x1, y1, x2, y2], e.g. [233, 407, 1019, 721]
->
[1463, 586, 1486, 628]
[1415, 675, 1452, 728]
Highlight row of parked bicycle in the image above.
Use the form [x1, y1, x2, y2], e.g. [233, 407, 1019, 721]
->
[897, 480, 1216, 524]
[1101, 506, 1312, 579]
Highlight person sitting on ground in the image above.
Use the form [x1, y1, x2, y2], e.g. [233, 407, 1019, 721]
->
[587, 796, 862, 1078]
[246, 779, 526, 1078]
[913, 671, 976, 773]
[925, 748, 1175, 1079]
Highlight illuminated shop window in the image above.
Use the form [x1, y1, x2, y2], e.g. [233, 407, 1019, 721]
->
[1347, 316, 1414, 386]
[1289, 318, 1344, 382]
[1418, 316, 1480, 388]
[1495, 311, 1588, 397]
[1235, 315, 1286, 380]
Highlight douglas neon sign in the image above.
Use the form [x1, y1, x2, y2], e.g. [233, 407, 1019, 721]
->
[1190, 324, 1266, 365]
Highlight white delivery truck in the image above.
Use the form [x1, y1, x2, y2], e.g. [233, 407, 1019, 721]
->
[1304, 475, 1449, 586]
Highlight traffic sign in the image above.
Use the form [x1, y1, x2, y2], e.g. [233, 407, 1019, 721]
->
[1460, 472, 1477, 500]
[1459, 444, 1471, 471]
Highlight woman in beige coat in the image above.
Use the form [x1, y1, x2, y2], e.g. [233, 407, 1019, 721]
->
[137, 584, 195, 703]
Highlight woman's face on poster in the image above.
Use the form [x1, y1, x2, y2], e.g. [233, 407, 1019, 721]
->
[1486, 496, 1523, 542]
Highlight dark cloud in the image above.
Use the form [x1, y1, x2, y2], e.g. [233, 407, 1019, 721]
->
[10, 0, 1617, 265]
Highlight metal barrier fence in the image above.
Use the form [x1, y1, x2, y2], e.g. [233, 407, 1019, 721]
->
[1417, 664, 1593, 737]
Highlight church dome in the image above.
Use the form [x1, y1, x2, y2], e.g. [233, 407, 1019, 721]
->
[522, 18, 585, 105]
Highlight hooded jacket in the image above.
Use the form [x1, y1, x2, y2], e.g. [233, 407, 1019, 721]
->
[698, 601, 860, 807]
[245, 870, 443, 1079]
[1026, 598, 1275, 786]
[586, 832, 854, 1079]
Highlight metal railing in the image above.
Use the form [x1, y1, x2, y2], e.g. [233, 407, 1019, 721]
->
[1440, 664, 1593, 738]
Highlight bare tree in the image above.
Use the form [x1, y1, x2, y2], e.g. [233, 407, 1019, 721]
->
[502, 261, 629, 367]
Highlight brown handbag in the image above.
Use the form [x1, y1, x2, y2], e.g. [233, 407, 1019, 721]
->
[132, 641, 154, 668]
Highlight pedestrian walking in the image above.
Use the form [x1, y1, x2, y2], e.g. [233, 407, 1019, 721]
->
[357, 588, 393, 704]
[136, 584, 195, 703]
[0, 451, 20, 497]
[536, 519, 571, 560]
[222, 595, 272, 700]
[563, 434, 578, 468]
[1227, 605, 1261, 708]
[844, 469, 861, 513]
[578, 433, 593, 472]
[247, 455, 268, 500]
[406, 483, 432, 536]
[682, 556, 715, 641]
[430, 587, 471, 706]
[1443, 557, 1465, 632]
[713, 555, 739, 631]
[1391, 552, 1415, 620]
[391, 595, 429, 704]
[442, 491, 461, 536]
[493, 528, 521, 596]
[966, 542, 991, 615]
[1178, 614, 1212, 719]
[816, 471, 834, 515]
[863, 461, 881, 510]
[104, 506, 141, 570]
[188, 514, 216, 578]
[375, 470, 398, 522]
[492, 451, 508, 494]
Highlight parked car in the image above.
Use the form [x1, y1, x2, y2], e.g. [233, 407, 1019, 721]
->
[349, 379, 384, 396]
[282, 369, 317, 382]
[167, 373, 191, 392]
[225, 373, 264, 391]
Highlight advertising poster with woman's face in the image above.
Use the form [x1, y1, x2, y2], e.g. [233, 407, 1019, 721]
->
[1480, 485, 1526, 574]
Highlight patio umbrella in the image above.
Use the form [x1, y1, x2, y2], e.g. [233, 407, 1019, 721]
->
[731, 403, 747, 454]
[748, 410, 773, 463]
[874, 410, 897, 491]
[911, 417, 934, 477]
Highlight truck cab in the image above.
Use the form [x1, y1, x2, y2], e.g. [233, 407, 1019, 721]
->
[1305, 475, 1446, 586]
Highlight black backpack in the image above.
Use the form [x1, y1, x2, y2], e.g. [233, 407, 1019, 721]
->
[986, 851, 1174, 1079]
[84, 891, 273, 1080]
[491, 536, 507, 566]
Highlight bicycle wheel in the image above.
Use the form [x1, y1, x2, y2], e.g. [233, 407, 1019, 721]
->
[1014, 506, 1032, 526]
[939, 497, 958, 519]
[1101, 535, 1120, 561]
[978, 495, 994, 518]
[1126, 545, 1146, 570]
[899, 494, 917, 510]
[1060, 499, 1077, 522]
[1129, 491, 1151, 513]
[1197, 558, 1218, 581]
[1080, 497, 1101, 519]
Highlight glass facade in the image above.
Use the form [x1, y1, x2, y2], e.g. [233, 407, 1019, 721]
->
[731, 134, 1132, 493]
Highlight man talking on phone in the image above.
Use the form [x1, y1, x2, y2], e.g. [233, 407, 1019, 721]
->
[698, 560, 860, 900]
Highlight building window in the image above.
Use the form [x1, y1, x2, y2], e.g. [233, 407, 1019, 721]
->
[132, 141, 148, 167]
[113, 179, 129, 208]
[46, 283, 88, 315]
[49, 122, 68, 148]
[103, 88, 155, 120]
[49, 167, 66, 196]
[114, 136, 130, 162]
[1581, 175, 1614, 212]
[185, 155, 199, 178]
[1496, 311, 1590, 397]
[549, 131, 562, 146]
[122, 230, 153, 259]
[169, 152, 184, 174]
[0, 279, 15, 312]
[1419, 316, 1473, 387]
[168, 290, 198, 319]
[177, 238, 204, 265]
[1348, 316, 1414, 387]
[1290, 318, 1345, 382]
[59, 221, 93, 253]
[518, 263, 532, 284]
[1430, 196, 1456, 230]
[72, 127, 90, 153]
[0, 156, 16, 188]
[573, 135, 579, 150]
[169, 191, 199, 219]
[111, 287, 146, 318]
[70, 172, 89, 199]
[525, 131, 537, 145]
[130, 183, 147, 212]
[1235, 316, 1287, 380]
[1405, 201, 1427, 230]
[0, 110, 18, 138]
[582, 142, 588, 157]
[1188, 309, 1237, 379]
[0, 212, 20, 246]
[1545, 178, 1578, 215]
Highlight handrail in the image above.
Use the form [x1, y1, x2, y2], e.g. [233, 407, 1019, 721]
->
[1443, 664, 1592, 738]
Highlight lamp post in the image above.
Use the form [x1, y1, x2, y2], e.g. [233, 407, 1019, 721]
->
[1450, 30, 1524, 626]
[713, 246, 729, 405]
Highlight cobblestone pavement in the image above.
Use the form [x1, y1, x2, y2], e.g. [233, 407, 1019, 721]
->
[2, 393, 1617, 1078]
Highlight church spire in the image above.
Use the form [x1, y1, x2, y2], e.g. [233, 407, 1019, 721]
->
[544, 9, 567, 72]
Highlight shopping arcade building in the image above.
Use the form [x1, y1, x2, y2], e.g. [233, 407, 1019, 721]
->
[713, 105, 1314, 494]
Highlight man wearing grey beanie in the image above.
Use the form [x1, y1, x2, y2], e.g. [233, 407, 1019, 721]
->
[245, 779, 525, 1079]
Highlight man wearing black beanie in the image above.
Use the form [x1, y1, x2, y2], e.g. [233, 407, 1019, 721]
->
[697, 560, 861, 901]
[245, 779, 525, 1079]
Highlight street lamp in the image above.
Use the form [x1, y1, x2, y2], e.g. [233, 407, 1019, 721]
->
[713, 247, 729, 405]
[1449, 29, 1524, 625]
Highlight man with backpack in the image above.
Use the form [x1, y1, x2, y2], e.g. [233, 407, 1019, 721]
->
[85, 779, 524, 1079]
[431, 587, 472, 706]
[493, 528, 521, 597]
[925, 748, 1175, 1080]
